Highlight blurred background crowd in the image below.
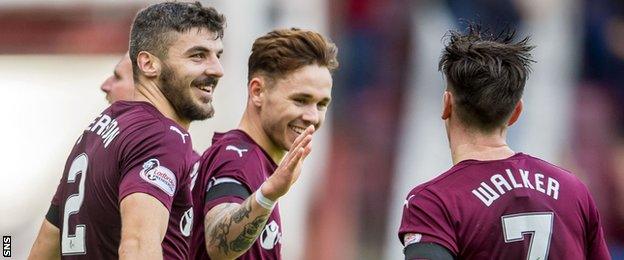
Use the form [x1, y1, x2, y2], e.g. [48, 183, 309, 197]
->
[0, 0, 622, 259]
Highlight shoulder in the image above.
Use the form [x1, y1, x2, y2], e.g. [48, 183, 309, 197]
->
[523, 153, 573, 175]
[522, 153, 588, 189]
[202, 131, 263, 168]
[407, 163, 471, 198]
[122, 107, 190, 150]
[114, 105, 194, 171]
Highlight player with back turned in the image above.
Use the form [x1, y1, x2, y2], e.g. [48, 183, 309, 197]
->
[190, 28, 339, 259]
[28, 2, 225, 259]
[398, 25, 611, 260]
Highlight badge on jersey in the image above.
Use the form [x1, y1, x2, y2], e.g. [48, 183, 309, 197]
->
[180, 207, 193, 237]
[404, 233, 422, 246]
[139, 158, 177, 196]
[260, 220, 281, 250]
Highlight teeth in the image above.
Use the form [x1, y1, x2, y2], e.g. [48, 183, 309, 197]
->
[197, 85, 211, 92]
[289, 126, 305, 134]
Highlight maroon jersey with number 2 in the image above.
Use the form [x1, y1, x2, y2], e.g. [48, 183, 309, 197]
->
[399, 153, 610, 260]
[51, 101, 196, 259]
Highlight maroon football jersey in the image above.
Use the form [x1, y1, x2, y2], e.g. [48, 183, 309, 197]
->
[398, 153, 610, 259]
[190, 130, 282, 260]
[50, 101, 196, 259]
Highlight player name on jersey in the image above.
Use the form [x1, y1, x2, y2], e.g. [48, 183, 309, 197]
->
[472, 168, 560, 207]
[85, 113, 121, 148]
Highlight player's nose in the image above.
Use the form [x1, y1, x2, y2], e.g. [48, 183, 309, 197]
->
[205, 56, 224, 79]
[100, 76, 113, 93]
[301, 106, 320, 126]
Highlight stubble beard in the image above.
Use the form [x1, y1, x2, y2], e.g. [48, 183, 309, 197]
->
[159, 63, 214, 122]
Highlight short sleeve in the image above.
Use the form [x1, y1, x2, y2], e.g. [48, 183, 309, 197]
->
[202, 168, 251, 215]
[118, 123, 190, 212]
[201, 144, 257, 215]
[51, 177, 64, 206]
[398, 188, 458, 255]
[586, 192, 611, 260]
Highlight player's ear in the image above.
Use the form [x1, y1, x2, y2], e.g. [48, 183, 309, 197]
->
[441, 90, 452, 120]
[507, 99, 523, 126]
[248, 76, 266, 107]
[136, 51, 161, 78]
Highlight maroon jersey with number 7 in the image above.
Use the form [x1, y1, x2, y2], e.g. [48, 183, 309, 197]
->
[398, 153, 610, 259]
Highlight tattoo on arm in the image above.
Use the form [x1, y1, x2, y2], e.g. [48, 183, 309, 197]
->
[230, 215, 268, 252]
[209, 205, 234, 254]
[231, 199, 252, 223]
[208, 199, 271, 256]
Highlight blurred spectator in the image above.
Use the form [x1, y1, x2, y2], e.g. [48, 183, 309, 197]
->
[305, 0, 411, 259]
[574, 0, 624, 258]
[444, 0, 523, 31]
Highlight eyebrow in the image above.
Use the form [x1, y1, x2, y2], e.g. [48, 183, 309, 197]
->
[184, 46, 223, 56]
[291, 93, 331, 103]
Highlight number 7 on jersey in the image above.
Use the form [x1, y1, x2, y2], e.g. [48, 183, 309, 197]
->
[502, 212, 554, 260]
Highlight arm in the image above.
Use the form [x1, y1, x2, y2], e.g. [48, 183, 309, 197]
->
[403, 234, 455, 260]
[118, 193, 169, 260]
[28, 219, 60, 260]
[204, 125, 314, 259]
[204, 194, 272, 259]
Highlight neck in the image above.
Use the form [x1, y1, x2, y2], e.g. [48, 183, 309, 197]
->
[238, 109, 286, 164]
[448, 125, 515, 164]
[133, 80, 190, 130]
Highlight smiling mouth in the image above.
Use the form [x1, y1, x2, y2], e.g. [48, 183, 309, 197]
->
[196, 85, 213, 93]
[289, 125, 306, 135]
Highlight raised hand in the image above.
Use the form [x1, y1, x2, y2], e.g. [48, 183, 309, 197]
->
[261, 125, 314, 201]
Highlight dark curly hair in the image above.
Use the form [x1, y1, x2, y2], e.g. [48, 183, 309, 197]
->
[439, 23, 535, 132]
[129, 1, 226, 80]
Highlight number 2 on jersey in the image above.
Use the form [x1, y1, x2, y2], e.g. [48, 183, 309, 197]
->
[502, 212, 554, 260]
[61, 153, 88, 255]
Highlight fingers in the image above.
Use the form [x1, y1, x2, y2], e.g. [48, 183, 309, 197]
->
[304, 125, 315, 134]
[290, 125, 315, 150]
[286, 147, 305, 172]
[281, 126, 314, 164]
[291, 125, 313, 149]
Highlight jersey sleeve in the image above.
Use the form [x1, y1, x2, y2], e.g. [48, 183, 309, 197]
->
[398, 187, 458, 255]
[51, 177, 63, 206]
[202, 145, 256, 215]
[586, 191, 611, 260]
[117, 123, 190, 212]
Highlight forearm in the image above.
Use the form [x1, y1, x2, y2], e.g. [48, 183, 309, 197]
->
[205, 194, 272, 259]
[118, 236, 163, 260]
[28, 220, 60, 260]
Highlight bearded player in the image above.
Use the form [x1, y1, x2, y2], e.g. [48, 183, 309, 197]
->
[398, 25, 610, 260]
[189, 28, 339, 259]
[29, 2, 225, 259]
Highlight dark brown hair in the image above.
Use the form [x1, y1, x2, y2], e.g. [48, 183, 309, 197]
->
[248, 28, 339, 83]
[439, 24, 535, 132]
[129, 1, 225, 80]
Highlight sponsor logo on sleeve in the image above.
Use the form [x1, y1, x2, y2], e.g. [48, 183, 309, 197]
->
[404, 233, 422, 246]
[139, 159, 176, 196]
